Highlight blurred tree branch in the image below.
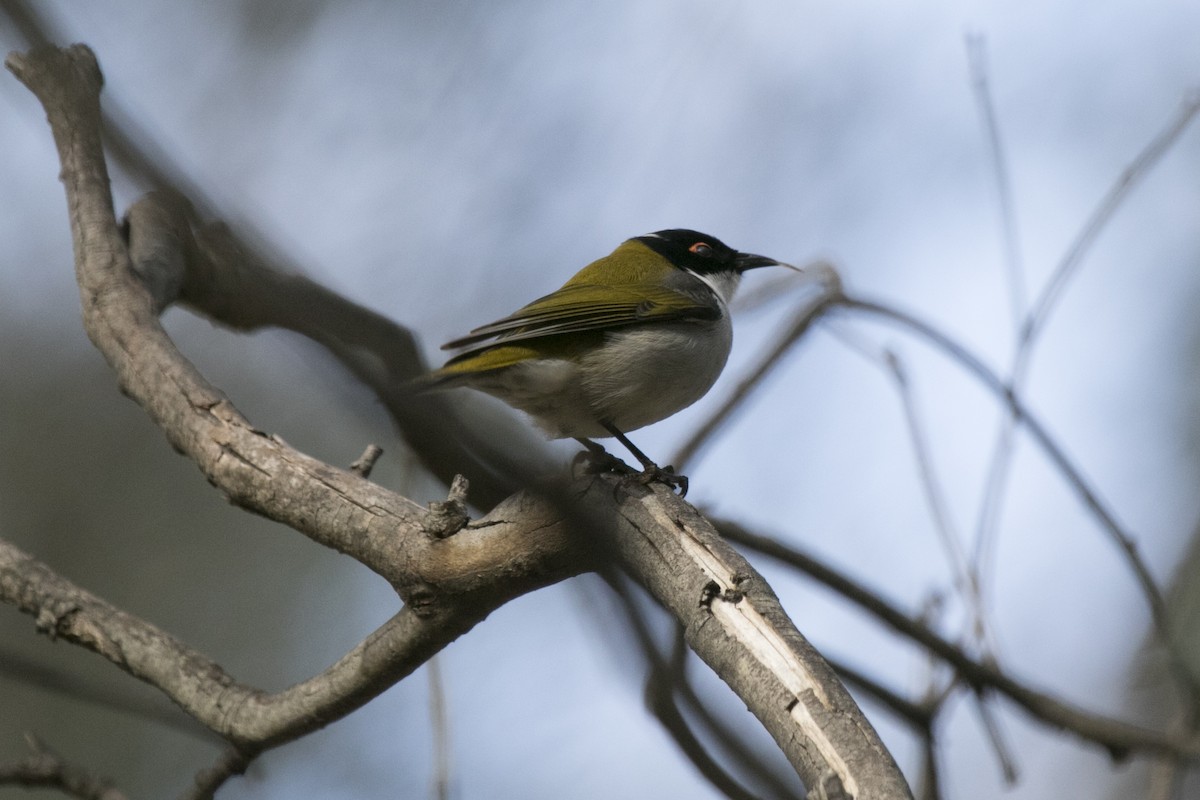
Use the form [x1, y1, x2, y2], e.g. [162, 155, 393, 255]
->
[716, 520, 1200, 761]
[0, 734, 128, 800]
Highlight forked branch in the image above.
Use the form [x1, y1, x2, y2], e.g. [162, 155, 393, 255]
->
[5, 43, 910, 798]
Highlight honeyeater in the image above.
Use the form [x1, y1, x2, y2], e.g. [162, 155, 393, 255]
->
[424, 229, 795, 495]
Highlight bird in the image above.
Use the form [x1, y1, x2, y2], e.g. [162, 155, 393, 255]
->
[423, 229, 795, 495]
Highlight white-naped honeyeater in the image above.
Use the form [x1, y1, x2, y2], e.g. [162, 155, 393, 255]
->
[422, 229, 796, 495]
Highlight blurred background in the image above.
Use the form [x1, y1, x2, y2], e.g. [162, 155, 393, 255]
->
[2, 1, 1199, 798]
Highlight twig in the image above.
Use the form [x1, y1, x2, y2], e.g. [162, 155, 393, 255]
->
[887, 350, 994, 650]
[716, 518, 1200, 761]
[965, 33, 1026, 331]
[428, 655, 451, 800]
[1021, 91, 1200, 351]
[672, 279, 839, 471]
[649, 640, 769, 800]
[825, 655, 933, 733]
[349, 443, 383, 478]
[0, 733, 128, 800]
[971, 690, 1019, 786]
[825, 324, 997, 657]
[0, 645, 217, 743]
[180, 746, 253, 800]
[973, 89, 1200, 602]
[915, 728, 941, 800]
[829, 294, 1168, 634]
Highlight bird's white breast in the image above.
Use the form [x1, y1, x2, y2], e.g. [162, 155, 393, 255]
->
[573, 316, 733, 437]
[462, 267, 740, 440]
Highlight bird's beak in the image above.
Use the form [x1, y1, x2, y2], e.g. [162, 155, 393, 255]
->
[735, 252, 801, 273]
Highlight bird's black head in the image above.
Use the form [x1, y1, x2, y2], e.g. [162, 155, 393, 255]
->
[634, 229, 781, 276]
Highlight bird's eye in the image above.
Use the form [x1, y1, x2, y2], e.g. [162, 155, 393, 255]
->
[689, 242, 714, 256]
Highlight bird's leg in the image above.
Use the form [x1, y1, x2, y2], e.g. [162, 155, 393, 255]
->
[600, 422, 689, 497]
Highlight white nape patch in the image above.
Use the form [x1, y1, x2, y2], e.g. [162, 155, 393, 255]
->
[686, 268, 742, 305]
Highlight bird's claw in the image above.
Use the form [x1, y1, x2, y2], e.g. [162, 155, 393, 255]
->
[573, 445, 688, 497]
[630, 464, 689, 497]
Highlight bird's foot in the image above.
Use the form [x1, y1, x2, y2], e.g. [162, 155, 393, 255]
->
[628, 463, 689, 498]
[572, 449, 688, 497]
[573, 438, 688, 496]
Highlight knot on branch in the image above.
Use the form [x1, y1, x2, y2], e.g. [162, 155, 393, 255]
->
[34, 599, 81, 640]
[423, 474, 470, 538]
[5, 43, 104, 98]
[349, 444, 384, 479]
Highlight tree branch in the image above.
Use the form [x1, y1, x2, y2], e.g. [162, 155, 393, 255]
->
[7, 43, 910, 797]
[180, 747, 251, 800]
[5, 45, 584, 603]
[718, 519, 1200, 762]
[0, 525, 573, 749]
[602, 484, 911, 798]
[831, 293, 1168, 634]
[0, 734, 128, 800]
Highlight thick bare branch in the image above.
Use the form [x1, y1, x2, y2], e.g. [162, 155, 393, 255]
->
[601, 483, 912, 798]
[610, 580, 801, 800]
[4, 44, 589, 745]
[5, 45, 581, 601]
[0, 520, 574, 749]
[128, 194, 548, 512]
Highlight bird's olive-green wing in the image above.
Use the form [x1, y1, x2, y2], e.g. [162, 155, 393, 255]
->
[442, 282, 720, 355]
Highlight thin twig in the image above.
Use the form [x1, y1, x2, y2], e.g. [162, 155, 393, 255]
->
[180, 747, 253, 800]
[349, 443, 384, 478]
[0, 733, 128, 800]
[1022, 91, 1200, 350]
[428, 655, 451, 800]
[825, 323, 997, 657]
[830, 294, 1168, 634]
[888, 350, 994, 651]
[715, 518, 1200, 761]
[672, 282, 839, 471]
[915, 728, 942, 800]
[965, 32, 1026, 331]
[0, 645, 218, 743]
[825, 654, 934, 733]
[973, 90, 1200, 595]
[971, 690, 1020, 786]
[645, 642, 773, 798]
